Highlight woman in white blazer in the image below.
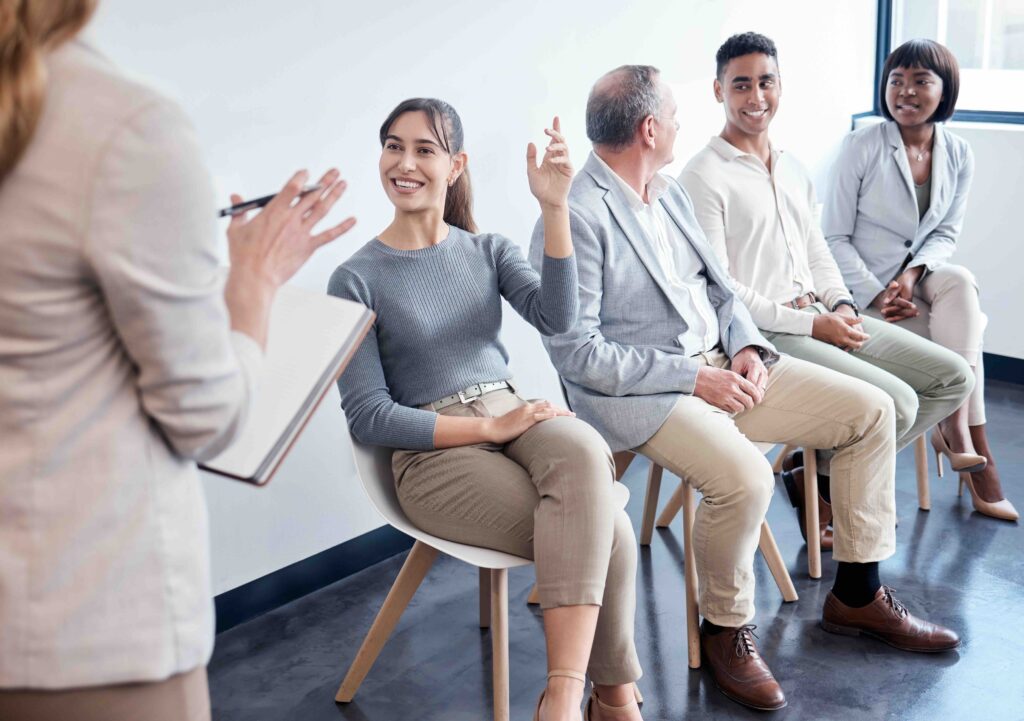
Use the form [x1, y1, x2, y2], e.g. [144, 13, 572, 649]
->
[824, 39, 1016, 521]
[0, 3, 354, 720]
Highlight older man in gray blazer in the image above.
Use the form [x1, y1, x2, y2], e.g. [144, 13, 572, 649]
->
[531, 65, 960, 712]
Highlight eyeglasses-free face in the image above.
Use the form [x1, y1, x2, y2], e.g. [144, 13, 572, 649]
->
[885, 65, 945, 128]
[715, 52, 781, 139]
[379, 110, 466, 216]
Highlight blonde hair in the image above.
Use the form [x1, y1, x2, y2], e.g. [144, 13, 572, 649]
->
[0, 0, 96, 181]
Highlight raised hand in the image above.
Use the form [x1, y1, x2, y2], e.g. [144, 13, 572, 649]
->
[526, 116, 573, 209]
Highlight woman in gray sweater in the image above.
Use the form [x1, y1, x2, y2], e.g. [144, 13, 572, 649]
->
[329, 99, 642, 721]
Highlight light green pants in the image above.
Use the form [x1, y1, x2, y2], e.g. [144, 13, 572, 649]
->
[764, 304, 974, 451]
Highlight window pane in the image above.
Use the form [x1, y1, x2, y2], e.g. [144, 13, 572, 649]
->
[947, 0, 985, 68]
[991, 0, 1024, 69]
[891, 0, 1024, 113]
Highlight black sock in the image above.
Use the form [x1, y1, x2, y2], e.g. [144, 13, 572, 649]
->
[832, 562, 881, 607]
[701, 619, 727, 635]
[817, 472, 832, 504]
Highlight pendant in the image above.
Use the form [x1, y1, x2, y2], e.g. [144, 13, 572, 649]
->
[916, 153, 924, 162]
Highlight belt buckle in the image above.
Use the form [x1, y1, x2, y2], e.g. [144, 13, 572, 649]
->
[458, 384, 481, 404]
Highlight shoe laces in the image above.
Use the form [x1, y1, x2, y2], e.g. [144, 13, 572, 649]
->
[881, 586, 909, 618]
[733, 625, 759, 658]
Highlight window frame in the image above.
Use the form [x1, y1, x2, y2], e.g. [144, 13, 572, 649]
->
[875, 0, 1024, 124]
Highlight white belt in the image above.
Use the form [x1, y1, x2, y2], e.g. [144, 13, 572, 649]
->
[428, 380, 515, 411]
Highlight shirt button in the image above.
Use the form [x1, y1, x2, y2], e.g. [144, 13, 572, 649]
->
[904, 240, 912, 247]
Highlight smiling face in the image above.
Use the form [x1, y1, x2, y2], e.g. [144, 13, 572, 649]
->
[379, 110, 465, 215]
[885, 65, 944, 129]
[715, 52, 780, 139]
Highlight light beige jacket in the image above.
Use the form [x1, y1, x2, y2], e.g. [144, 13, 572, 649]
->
[0, 39, 261, 688]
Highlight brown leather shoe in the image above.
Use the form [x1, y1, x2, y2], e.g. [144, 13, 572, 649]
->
[821, 587, 961, 652]
[780, 466, 833, 551]
[701, 624, 787, 711]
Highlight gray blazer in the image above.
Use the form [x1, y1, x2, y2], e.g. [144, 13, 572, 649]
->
[529, 152, 776, 452]
[823, 121, 975, 308]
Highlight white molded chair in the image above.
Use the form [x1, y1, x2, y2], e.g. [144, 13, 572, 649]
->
[335, 436, 629, 721]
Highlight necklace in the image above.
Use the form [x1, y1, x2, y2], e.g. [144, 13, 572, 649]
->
[913, 149, 929, 162]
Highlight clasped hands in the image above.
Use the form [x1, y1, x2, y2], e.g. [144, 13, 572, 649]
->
[693, 346, 769, 414]
[872, 266, 924, 323]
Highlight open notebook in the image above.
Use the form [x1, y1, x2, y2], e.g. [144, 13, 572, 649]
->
[201, 285, 374, 485]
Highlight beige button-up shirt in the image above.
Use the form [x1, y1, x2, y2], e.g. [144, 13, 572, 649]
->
[593, 154, 719, 355]
[680, 136, 852, 336]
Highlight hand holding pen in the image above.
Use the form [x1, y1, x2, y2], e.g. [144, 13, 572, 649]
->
[222, 168, 357, 348]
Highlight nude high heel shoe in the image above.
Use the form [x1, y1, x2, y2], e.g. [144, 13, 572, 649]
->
[583, 684, 642, 721]
[959, 472, 1020, 522]
[930, 428, 987, 475]
[534, 669, 586, 721]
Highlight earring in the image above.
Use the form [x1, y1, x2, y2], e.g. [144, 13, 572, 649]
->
[448, 176, 455, 187]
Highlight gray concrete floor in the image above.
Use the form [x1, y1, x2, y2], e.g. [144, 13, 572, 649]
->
[209, 379, 1024, 720]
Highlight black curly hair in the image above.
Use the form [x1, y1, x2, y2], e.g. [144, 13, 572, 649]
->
[716, 32, 778, 80]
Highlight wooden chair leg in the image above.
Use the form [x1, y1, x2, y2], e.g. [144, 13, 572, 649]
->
[526, 583, 540, 605]
[639, 462, 664, 545]
[681, 485, 701, 669]
[804, 449, 822, 579]
[771, 443, 797, 473]
[758, 522, 798, 602]
[915, 433, 931, 510]
[336, 541, 439, 702]
[656, 481, 684, 529]
[479, 568, 491, 628]
[491, 568, 510, 721]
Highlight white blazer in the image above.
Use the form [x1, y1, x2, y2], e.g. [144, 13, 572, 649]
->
[0, 40, 261, 688]
[823, 120, 974, 308]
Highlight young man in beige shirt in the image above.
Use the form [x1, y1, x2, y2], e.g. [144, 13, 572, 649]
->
[680, 31, 973, 573]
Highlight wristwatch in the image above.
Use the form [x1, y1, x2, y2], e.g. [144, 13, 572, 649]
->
[831, 299, 860, 317]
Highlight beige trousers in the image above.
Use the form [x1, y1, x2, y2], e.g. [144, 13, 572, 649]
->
[765, 303, 973, 451]
[865, 263, 988, 425]
[636, 352, 896, 627]
[0, 667, 209, 721]
[393, 388, 641, 685]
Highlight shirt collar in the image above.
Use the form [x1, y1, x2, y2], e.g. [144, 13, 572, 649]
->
[707, 135, 783, 166]
[591, 151, 670, 211]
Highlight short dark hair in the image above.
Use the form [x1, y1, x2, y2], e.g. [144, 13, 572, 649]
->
[880, 39, 960, 123]
[716, 32, 778, 80]
[586, 65, 662, 150]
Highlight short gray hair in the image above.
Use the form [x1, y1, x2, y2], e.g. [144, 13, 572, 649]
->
[586, 65, 662, 150]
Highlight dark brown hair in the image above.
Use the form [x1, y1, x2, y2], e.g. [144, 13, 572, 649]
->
[0, 0, 97, 182]
[880, 39, 960, 123]
[378, 98, 477, 234]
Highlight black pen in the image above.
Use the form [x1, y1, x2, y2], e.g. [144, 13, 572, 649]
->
[217, 184, 324, 218]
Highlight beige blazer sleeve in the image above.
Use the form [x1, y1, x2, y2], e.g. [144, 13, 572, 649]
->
[84, 96, 262, 460]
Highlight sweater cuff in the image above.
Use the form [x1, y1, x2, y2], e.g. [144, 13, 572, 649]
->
[540, 252, 579, 333]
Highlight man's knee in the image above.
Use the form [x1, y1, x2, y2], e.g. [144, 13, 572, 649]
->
[887, 380, 919, 439]
[705, 451, 775, 521]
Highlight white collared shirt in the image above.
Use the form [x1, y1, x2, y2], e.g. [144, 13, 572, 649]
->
[680, 136, 853, 336]
[593, 154, 719, 355]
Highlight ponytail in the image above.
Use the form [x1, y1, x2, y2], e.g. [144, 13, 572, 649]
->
[379, 97, 478, 234]
[444, 168, 476, 234]
[0, 0, 96, 182]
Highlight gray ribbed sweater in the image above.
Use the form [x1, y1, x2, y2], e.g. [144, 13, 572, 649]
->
[327, 226, 578, 450]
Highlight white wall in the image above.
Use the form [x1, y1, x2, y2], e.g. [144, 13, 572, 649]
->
[87, 0, 877, 594]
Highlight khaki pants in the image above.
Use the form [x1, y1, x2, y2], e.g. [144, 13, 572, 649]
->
[865, 264, 988, 425]
[636, 352, 896, 627]
[0, 667, 209, 721]
[765, 303, 974, 451]
[393, 389, 641, 685]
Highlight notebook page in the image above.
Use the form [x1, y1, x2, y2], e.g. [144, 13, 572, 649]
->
[203, 285, 368, 479]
